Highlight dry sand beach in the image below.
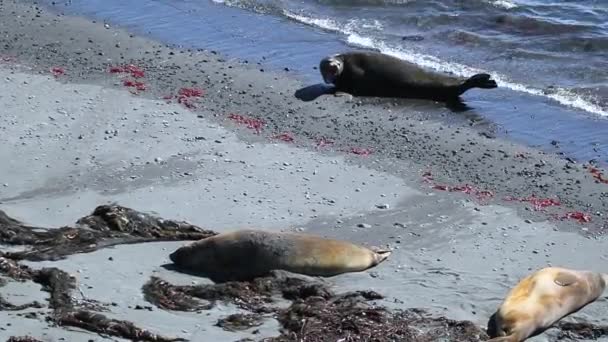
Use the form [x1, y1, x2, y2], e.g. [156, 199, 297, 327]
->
[0, 0, 608, 341]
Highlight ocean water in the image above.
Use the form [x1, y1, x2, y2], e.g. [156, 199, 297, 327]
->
[42, 0, 608, 164]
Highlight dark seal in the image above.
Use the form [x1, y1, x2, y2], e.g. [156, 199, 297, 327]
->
[319, 51, 498, 103]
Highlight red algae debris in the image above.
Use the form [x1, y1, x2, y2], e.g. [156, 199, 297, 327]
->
[108, 64, 145, 78]
[315, 137, 334, 148]
[422, 171, 434, 183]
[176, 87, 204, 109]
[123, 79, 146, 92]
[560, 212, 592, 224]
[589, 167, 608, 184]
[422, 171, 494, 201]
[227, 113, 265, 134]
[272, 132, 295, 143]
[433, 184, 494, 201]
[347, 147, 373, 156]
[503, 195, 561, 211]
[0, 55, 16, 63]
[50, 67, 65, 77]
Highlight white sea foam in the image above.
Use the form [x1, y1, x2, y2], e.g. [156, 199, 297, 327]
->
[488, 0, 519, 10]
[284, 11, 608, 117]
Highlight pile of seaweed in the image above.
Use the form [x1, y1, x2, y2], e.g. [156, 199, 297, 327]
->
[143, 271, 488, 341]
[1, 204, 608, 341]
[0, 204, 216, 261]
[140, 271, 608, 342]
[0, 204, 215, 341]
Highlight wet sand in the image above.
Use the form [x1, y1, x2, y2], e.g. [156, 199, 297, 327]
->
[0, 0, 608, 341]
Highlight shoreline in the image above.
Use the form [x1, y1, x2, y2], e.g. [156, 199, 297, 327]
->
[33, 0, 608, 164]
[0, 0, 604, 233]
[0, 0, 607, 341]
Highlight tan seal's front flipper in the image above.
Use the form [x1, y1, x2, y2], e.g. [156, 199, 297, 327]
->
[554, 271, 578, 287]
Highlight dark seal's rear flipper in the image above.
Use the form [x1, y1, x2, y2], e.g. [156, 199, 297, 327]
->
[458, 73, 498, 95]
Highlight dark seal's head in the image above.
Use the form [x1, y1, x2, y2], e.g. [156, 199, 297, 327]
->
[169, 239, 218, 272]
[319, 54, 344, 85]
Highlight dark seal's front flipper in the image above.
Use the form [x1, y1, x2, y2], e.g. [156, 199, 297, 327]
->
[458, 73, 498, 95]
[295, 83, 336, 102]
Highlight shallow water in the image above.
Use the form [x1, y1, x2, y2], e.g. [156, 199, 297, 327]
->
[41, 0, 608, 164]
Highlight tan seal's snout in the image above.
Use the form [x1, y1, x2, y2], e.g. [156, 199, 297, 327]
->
[371, 247, 392, 265]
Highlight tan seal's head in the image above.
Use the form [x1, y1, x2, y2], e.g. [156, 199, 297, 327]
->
[487, 267, 608, 342]
[319, 54, 344, 85]
[368, 246, 392, 265]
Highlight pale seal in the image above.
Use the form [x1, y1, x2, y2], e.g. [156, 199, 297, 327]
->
[168, 229, 391, 282]
[487, 266, 608, 341]
[319, 51, 498, 103]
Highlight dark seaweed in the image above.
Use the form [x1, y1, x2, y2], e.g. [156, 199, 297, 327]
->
[0, 204, 215, 341]
[142, 271, 328, 314]
[216, 313, 266, 332]
[2, 205, 606, 341]
[556, 321, 608, 340]
[0, 204, 216, 261]
[143, 272, 489, 342]
[6, 337, 44, 342]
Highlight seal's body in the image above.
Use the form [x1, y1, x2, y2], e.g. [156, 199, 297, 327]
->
[319, 51, 497, 102]
[487, 267, 608, 342]
[169, 229, 391, 282]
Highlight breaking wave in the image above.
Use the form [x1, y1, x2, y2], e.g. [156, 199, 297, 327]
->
[283, 11, 608, 117]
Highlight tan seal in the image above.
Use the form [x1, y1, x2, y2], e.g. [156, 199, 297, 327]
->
[487, 266, 608, 341]
[168, 229, 391, 282]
